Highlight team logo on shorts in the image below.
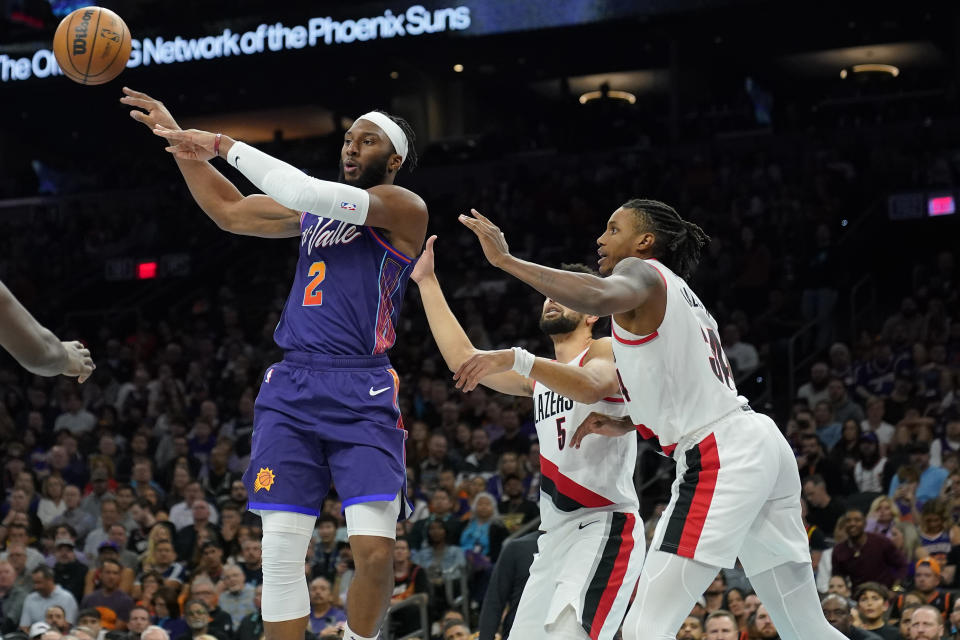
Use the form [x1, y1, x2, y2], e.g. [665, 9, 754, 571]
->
[253, 467, 276, 492]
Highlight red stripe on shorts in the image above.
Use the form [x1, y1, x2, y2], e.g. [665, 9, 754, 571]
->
[676, 433, 720, 555]
[590, 513, 636, 640]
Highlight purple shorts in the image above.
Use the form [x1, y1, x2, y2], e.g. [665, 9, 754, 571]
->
[242, 351, 411, 518]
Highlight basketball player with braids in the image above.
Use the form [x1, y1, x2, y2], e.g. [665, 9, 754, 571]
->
[123, 88, 427, 640]
[459, 200, 844, 640]
[411, 236, 643, 640]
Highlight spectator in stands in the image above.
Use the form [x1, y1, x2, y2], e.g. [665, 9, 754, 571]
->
[889, 442, 949, 507]
[185, 577, 231, 640]
[238, 539, 261, 587]
[678, 615, 705, 639]
[37, 477, 66, 529]
[832, 508, 906, 588]
[53, 393, 96, 437]
[802, 475, 846, 535]
[198, 446, 236, 507]
[20, 565, 77, 630]
[822, 593, 882, 639]
[490, 410, 530, 457]
[81, 469, 116, 524]
[931, 419, 960, 469]
[414, 519, 466, 577]
[306, 576, 345, 636]
[142, 540, 186, 590]
[463, 429, 498, 476]
[882, 298, 924, 346]
[168, 484, 217, 532]
[799, 435, 844, 495]
[83, 500, 121, 560]
[80, 559, 133, 630]
[909, 604, 945, 640]
[215, 565, 255, 628]
[127, 606, 150, 637]
[86, 543, 136, 596]
[704, 610, 739, 640]
[174, 501, 218, 563]
[798, 362, 831, 409]
[132, 571, 161, 609]
[437, 469, 470, 518]
[179, 599, 217, 640]
[721, 324, 759, 377]
[4, 542, 31, 590]
[3, 524, 44, 572]
[442, 619, 471, 640]
[854, 582, 899, 640]
[485, 453, 523, 503]
[44, 605, 70, 634]
[865, 496, 899, 538]
[409, 489, 463, 550]
[106, 526, 139, 571]
[420, 434, 454, 492]
[947, 598, 960, 639]
[50, 487, 95, 545]
[830, 378, 866, 425]
[0, 559, 28, 633]
[52, 538, 86, 603]
[150, 588, 187, 640]
[814, 401, 844, 451]
[917, 499, 952, 565]
[913, 559, 952, 616]
[76, 607, 109, 637]
[748, 603, 779, 639]
[311, 514, 340, 583]
[720, 588, 748, 634]
[496, 476, 538, 534]
[854, 433, 887, 494]
[235, 584, 262, 640]
[861, 397, 895, 449]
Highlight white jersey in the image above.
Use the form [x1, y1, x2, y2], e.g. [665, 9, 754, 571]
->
[534, 346, 637, 531]
[611, 259, 746, 451]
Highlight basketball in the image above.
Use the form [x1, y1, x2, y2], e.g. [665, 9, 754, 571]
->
[52, 6, 131, 85]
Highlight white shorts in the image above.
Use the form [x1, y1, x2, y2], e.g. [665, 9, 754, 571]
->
[508, 510, 644, 640]
[649, 410, 810, 575]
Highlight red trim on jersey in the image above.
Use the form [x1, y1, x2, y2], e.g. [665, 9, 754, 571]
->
[578, 351, 588, 367]
[676, 433, 720, 555]
[612, 323, 659, 345]
[540, 456, 614, 508]
[590, 513, 636, 640]
[366, 227, 414, 263]
[602, 396, 625, 403]
[300, 211, 307, 225]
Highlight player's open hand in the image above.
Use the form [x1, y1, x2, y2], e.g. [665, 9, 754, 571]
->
[153, 125, 217, 162]
[120, 87, 181, 131]
[61, 340, 95, 383]
[570, 412, 632, 448]
[411, 235, 438, 284]
[453, 349, 514, 392]
[458, 209, 511, 268]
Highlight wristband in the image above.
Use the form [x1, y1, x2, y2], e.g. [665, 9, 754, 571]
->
[511, 347, 535, 378]
[214, 133, 222, 158]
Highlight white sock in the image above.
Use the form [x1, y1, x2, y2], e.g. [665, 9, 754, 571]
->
[342, 622, 378, 640]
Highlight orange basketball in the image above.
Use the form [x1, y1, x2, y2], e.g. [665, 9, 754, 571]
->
[52, 6, 132, 85]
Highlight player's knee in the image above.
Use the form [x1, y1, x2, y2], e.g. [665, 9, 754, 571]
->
[351, 537, 394, 572]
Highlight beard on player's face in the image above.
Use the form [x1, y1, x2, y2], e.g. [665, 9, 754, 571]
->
[539, 308, 583, 335]
[338, 150, 391, 190]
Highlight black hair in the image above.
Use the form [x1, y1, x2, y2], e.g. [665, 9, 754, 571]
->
[374, 110, 418, 172]
[622, 199, 709, 279]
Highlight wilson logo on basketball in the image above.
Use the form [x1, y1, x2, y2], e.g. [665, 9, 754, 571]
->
[72, 10, 94, 55]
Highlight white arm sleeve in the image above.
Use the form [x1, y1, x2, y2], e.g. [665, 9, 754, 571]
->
[226, 141, 370, 224]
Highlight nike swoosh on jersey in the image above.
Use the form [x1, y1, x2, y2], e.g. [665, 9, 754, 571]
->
[578, 520, 600, 530]
[369, 386, 391, 396]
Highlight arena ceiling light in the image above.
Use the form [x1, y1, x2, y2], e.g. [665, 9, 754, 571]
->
[840, 63, 900, 79]
[578, 89, 637, 105]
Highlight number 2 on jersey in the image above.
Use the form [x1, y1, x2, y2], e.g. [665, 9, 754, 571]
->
[302, 261, 326, 306]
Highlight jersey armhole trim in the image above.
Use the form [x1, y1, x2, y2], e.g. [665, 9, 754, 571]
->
[367, 227, 414, 264]
[612, 322, 659, 346]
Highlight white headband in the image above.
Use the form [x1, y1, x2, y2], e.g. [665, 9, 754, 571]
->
[357, 111, 408, 163]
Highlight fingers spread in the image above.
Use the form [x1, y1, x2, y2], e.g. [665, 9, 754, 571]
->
[122, 87, 149, 98]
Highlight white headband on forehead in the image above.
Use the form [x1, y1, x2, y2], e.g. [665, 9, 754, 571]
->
[357, 111, 408, 163]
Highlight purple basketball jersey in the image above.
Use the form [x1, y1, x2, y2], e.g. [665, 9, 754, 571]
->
[274, 213, 414, 356]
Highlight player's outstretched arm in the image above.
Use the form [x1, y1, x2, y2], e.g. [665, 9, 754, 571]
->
[454, 337, 621, 404]
[570, 411, 635, 448]
[412, 236, 532, 397]
[0, 281, 95, 382]
[153, 126, 428, 251]
[459, 209, 663, 316]
[122, 88, 301, 238]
